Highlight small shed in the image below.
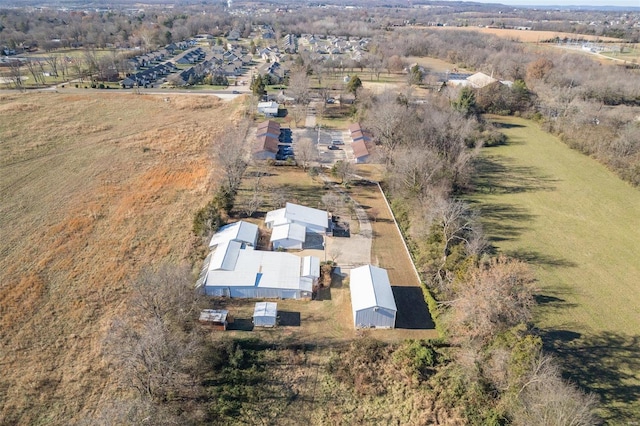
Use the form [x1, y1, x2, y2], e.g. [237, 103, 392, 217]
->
[257, 101, 280, 117]
[350, 265, 397, 329]
[199, 309, 229, 330]
[253, 302, 277, 327]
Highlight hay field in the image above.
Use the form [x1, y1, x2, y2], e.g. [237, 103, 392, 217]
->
[469, 116, 640, 422]
[0, 92, 243, 423]
[426, 25, 622, 43]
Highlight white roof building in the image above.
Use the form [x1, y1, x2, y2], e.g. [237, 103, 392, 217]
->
[271, 222, 306, 250]
[253, 302, 277, 327]
[198, 242, 320, 299]
[209, 221, 259, 249]
[350, 265, 397, 329]
[265, 202, 329, 234]
[257, 101, 280, 116]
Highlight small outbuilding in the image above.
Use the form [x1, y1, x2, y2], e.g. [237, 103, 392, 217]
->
[253, 302, 277, 327]
[257, 101, 280, 117]
[199, 309, 229, 330]
[209, 221, 259, 249]
[350, 265, 397, 329]
[271, 222, 306, 250]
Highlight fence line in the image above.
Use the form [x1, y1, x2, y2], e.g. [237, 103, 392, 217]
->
[374, 182, 423, 286]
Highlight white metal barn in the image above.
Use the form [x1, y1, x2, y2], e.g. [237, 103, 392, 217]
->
[208, 221, 259, 249]
[265, 202, 329, 234]
[350, 265, 397, 329]
[253, 302, 277, 327]
[270, 222, 306, 250]
[196, 241, 320, 299]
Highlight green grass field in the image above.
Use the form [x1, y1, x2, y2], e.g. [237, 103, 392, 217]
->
[469, 116, 640, 422]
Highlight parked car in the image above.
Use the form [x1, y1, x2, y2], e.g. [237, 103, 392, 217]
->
[232, 90, 240, 94]
[331, 140, 344, 145]
[328, 145, 341, 150]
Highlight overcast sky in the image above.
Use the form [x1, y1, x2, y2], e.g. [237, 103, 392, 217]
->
[465, 0, 639, 6]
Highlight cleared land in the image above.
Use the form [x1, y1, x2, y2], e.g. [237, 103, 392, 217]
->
[0, 92, 243, 423]
[469, 116, 640, 422]
[232, 164, 436, 343]
[426, 25, 623, 43]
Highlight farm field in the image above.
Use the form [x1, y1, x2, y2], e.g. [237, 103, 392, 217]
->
[469, 116, 640, 422]
[0, 92, 243, 423]
[426, 25, 623, 43]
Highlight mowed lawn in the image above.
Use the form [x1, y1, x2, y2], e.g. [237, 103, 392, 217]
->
[470, 116, 640, 422]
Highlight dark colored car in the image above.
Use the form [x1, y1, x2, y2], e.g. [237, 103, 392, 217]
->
[328, 145, 341, 150]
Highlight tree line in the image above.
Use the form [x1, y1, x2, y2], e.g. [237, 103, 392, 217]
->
[352, 80, 599, 423]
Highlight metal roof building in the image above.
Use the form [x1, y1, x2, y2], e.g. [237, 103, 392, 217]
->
[197, 243, 319, 299]
[253, 302, 277, 327]
[265, 202, 329, 234]
[208, 221, 259, 249]
[270, 222, 306, 250]
[350, 265, 397, 329]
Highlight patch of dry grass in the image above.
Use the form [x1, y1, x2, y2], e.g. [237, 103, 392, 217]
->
[0, 92, 244, 423]
[425, 26, 622, 43]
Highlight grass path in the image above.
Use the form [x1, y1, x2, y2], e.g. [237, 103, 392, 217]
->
[470, 116, 640, 421]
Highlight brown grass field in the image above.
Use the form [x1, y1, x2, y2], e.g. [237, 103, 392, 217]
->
[0, 91, 244, 423]
[426, 25, 623, 43]
[0, 94, 437, 422]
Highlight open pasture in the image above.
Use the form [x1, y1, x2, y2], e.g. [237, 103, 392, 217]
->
[469, 116, 640, 422]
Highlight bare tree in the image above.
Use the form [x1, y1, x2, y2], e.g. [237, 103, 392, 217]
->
[321, 192, 342, 213]
[287, 69, 311, 105]
[296, 137, 317, 170]
[102, 263, 205, 402]
[444, 256, 536, 344]
[244, 175, 264, 217]
[44, 56, 59, 78]
[130, 263, 202, 326]
[331, 160, 354, 185]
[362, 90, 408, 161]
[213, 120, 250, 193]
[25, 60, 44, 86]
[289, 104, 307, 128]
[514, 353, 599, 426]
[272, 187, 288, 209]
[7, 60, 25, 91]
